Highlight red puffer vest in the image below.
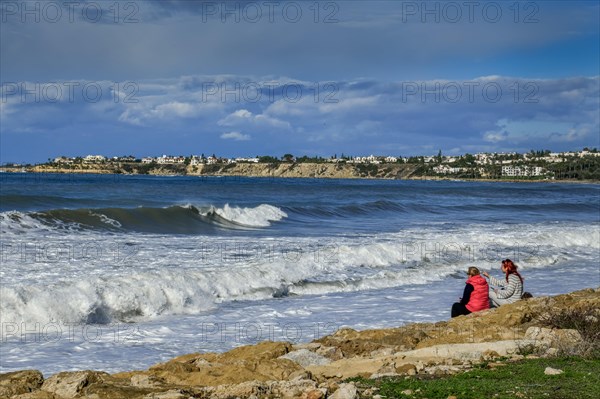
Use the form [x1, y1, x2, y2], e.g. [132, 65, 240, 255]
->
[465, 274, 490, 312]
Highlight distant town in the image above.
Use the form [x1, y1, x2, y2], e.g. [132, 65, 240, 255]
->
[2, 148, 599, 181]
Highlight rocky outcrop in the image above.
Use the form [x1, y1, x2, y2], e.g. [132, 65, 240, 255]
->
[0, 370, 44, 397]
[1, 288, 598, 399]
[140, 341, 302, 386]
[314, 287, 598, 357]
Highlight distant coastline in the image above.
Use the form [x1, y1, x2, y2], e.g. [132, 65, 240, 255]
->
[1, 163, 598, 184]
[4, 148, 599, 182]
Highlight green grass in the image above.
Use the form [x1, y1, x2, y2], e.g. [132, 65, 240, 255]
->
[348, 357, 600, 399]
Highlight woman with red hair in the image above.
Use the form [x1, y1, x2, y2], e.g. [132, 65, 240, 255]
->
[483, 259, 524, 307]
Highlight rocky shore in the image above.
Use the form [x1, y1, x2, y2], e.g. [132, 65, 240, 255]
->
[2, 288, 598, 399]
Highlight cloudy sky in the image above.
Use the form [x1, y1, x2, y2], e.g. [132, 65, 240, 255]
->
[1, 0, 599, 163]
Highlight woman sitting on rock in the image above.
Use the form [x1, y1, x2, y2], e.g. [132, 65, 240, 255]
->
[483, 258, 524, 307]
[451, 266, 490, 318]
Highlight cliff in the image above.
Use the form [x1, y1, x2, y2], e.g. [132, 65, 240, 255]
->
[191, 162, 419, 179]
[23, 162, 421, 179]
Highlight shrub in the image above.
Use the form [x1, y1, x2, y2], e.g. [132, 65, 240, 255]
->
[540, 308, 600, 358]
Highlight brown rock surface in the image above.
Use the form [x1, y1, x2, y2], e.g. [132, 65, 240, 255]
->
[315, 288, 599, 357]
[11, 392, 60, 399]
[0, 370, 44, 397]
[41, 371, 110, 398]
[146, 341, 301, 387]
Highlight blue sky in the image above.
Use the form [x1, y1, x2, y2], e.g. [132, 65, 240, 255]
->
[1, 0, 599, 163]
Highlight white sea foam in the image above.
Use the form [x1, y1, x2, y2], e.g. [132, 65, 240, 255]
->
[1, 222, 597, 325]
[205, 203, 288, 227]
[0, 271, 218, 325]
[0, 211, 52, 235]
[90, 212, 122, 228]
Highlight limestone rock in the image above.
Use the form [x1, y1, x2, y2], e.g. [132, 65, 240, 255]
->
[11, 391, 60, 399]
[128, 373, 166, 388]
[316, 346, 344, 361]
[302, 388, 326, 399]
[525, 327, 583, 349]
[204, 380, 269, 399]
[41, 371, 109, 398]
[395, 363, 417, 375]
[544, 367, 563, 375]
[369, 347, 395, 358]
[142, 389, 194, 399]
[399, 339, 544, 363]
[545, 348, 559, 356]
[280, 349, 331, 368]
[329, 382, 358, 399]
[272, 379, 318, 399]
[0, 370, 44, 397]
[149, 341, 302, 387]
[77, 384, 167, 399]
[374, 361, 397, 375]
[293, 342, 322, 351]
[288, 370, 313, 381]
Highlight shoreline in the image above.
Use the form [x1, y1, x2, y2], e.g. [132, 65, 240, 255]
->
[1, 166, 598, 185]
[1, 288, 598, 398]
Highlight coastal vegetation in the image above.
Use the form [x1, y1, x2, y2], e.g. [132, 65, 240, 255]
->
[349, 356, 600, 399]
[349, 305, 600, 398]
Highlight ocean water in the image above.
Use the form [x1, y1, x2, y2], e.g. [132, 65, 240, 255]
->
[0, 173, 598, 375]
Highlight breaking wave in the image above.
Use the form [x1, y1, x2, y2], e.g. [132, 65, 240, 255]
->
[0, 203, 288, 235]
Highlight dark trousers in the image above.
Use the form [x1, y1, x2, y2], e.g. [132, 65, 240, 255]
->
[451, 302, 471, 318]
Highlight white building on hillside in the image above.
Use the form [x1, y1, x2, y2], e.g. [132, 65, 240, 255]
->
[580, 150, 600, 157]
[83, 155, 106, 162]
[157, 155, 185, 164]
[235, 157, 259, 163]
[434, 165, 467, 174]
[502, 165, 544, 177]
[54, 156, 74, 164]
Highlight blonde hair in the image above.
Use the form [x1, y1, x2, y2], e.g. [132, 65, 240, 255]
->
[467, 266, 480, 276]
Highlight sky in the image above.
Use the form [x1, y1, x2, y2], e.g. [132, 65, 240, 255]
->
[1, 0, 599, 163]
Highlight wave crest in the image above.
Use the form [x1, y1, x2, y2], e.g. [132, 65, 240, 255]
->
[0, 203, 287, 235]
[201, 204, 288, 227]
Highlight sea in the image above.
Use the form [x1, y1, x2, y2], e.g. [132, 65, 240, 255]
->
[0, 173, 599, 375]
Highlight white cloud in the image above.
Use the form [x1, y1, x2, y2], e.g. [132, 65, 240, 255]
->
[218, 109, 291, 130]
[220, 131, 250, 141]
[483, 130, 509, 143]
[0, 97, 18, 119]
[549, 126, 592, 143]
[152, 101, 199, 118]
[3, 74, 599, 162]
[218, 109, 254, 126]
